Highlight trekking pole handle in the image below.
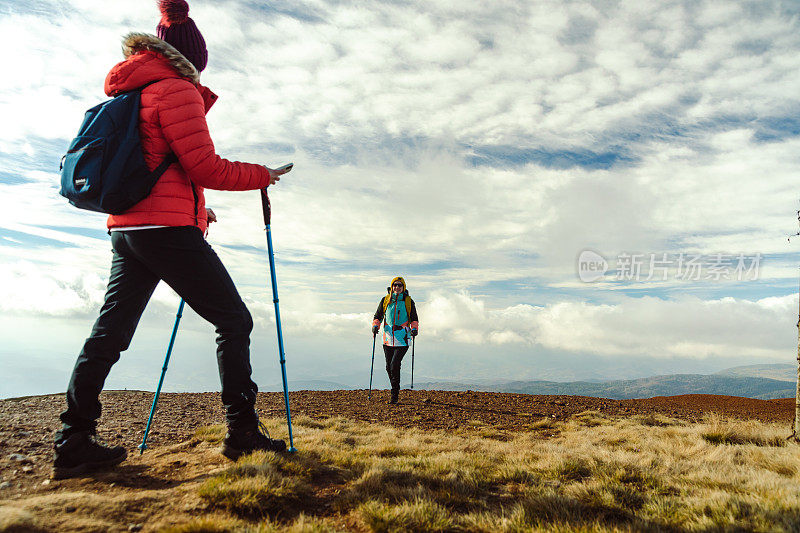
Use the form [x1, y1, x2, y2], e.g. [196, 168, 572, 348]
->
[260, 188, 271, 226]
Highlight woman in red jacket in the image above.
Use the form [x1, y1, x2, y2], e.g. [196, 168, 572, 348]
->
[54, 1, 288, 478]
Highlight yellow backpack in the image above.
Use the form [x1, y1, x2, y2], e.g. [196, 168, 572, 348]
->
[381, 293, 413, 320]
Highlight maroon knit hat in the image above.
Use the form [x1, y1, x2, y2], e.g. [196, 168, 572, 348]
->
[156, 0, 208, 73]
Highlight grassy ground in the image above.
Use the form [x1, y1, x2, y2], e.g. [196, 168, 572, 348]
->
[2, 412, 799, 532]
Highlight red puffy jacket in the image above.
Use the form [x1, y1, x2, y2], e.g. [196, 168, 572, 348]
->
[103, 33, 273, 233]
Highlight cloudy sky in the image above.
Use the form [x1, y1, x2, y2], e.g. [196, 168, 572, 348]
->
[1, 0, 799, 398]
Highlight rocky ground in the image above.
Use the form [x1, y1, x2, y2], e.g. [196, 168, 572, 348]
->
[0, 389, 794, 499]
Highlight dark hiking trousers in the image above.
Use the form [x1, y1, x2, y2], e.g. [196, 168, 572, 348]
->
[383, 345, 409, 391]
[58, 226, 259, 440]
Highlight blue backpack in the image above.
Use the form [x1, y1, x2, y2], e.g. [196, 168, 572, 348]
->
[59, 83, 176, 214]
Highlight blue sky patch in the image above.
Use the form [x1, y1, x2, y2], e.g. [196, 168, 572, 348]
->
[0, 171, 36, 185]
[243, 1, 326, 23]
[0, 136, 70, 176]
[39, 225, 108, 241]
[753, 116, 800, 143]
[0, 0, 52, 16]
[466, 145, 636, 170]
[0, 227, 76, 249]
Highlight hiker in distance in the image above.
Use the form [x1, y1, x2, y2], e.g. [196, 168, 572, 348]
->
[372, 277, 420, 405]
[54, 0, 292, 479]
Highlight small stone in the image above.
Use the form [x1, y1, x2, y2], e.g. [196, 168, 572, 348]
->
[22, 466, 33, 473]
[128, 524, 143, 532]
[0, 481, 11, 489]
[16, 431, 31, 438]
[8, 453, 28, 462]
[42, 479, 51, 486]
[422, 398, 431, 404]
[65, 506, 77, 513]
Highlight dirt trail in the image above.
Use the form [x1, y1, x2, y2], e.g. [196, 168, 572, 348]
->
[0, 389, 793, 514]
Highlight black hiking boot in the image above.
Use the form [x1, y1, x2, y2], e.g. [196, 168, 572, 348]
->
[52, 431, 127, 480]
[221, 421, 287, 460]
[388, 388, 399, 405]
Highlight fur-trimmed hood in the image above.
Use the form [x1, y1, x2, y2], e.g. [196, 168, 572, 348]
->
[105, 31, 218, 112]
[105, 32, 208, 98]
[121, 32, 199, 83]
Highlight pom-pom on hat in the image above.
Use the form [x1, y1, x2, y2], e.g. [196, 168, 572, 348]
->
[156, 0, 208, 73]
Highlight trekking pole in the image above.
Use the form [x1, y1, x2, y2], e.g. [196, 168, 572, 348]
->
[368, 332, 376, 400]
[410, 335, 415, 390]
[261, 188, 296, 452]
[794, 266, 800, 441]
[139, 298, 185, 454]
[792, 207, 800, 441]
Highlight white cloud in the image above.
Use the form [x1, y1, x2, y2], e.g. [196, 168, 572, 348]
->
[2, 0, 799, 152]
[1, 0, 799, 394]
[0, 261, 105, 317]
[0, 259, 188, 320]
[418, 290, 796, 359]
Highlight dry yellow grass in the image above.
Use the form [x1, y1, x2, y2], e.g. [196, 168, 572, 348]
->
[2, 413, 799, 532]
[185, 412, 800, 532]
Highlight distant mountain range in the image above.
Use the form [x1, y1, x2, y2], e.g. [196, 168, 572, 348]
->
[409, 364, 796, 400]
[714, 363, 795, 382]
[268, 364, 797, 400]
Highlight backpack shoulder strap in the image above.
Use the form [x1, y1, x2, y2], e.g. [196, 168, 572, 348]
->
[135, 80, 177, 173]
[151, 152, 178, 175]
[134, 79, 166, 94]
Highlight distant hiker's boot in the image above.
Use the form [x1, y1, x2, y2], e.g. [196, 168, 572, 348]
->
[222, 421, 287, 460]
[388, 388, 399, 405]
[52, 431, 127, 480]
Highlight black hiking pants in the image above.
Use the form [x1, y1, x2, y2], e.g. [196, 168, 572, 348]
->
[58, 226, 259, 440]
[383, 345, 408, 391]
